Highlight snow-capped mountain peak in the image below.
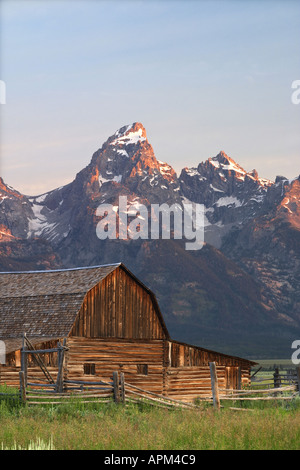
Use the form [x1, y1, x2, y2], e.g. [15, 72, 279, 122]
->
[2, 126, 296, 257]
[209, 151, 247, 178]
[110, 122, 147, 147]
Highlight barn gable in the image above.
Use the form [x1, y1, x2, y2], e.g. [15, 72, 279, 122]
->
[70, 265, 169, 340]
[0, 263, 169, 343]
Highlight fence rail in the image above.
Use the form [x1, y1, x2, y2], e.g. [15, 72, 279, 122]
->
[20, 374, 115, 406]
[124, 381, 201, 410]
[2, 352, 299, 412]
[203, 364, 300, 410]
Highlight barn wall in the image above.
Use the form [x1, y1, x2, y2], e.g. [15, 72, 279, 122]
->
[65, 337, 168, 395]
[169, 340, 253, 368]
[165, 341, 252, 402]
[0, 364, 59, 388]
[165, 366, 226, 401]
[0, 363, 20, 387]
[70, 268, 166, 340]
[0, 339, 61, 388]
[164, 366, 251, 402]
[64, 338, 252, 403]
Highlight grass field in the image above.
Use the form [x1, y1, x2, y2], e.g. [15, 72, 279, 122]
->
[1, 361, 299, 451]
[0, 396, 300, 450]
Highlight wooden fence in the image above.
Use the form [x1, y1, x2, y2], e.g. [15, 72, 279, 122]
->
[204, 363, 300, 411]
[18, 371, 201, 409]
[2, 348, 300, 412]
[19, 371, 115, 406]
[17, 364, 300, 411]
[250, 367, 300, 389]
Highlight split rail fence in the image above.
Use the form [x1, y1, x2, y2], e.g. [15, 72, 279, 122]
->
[16, 365, 300, 411]
[2, 335, 300, 411]
[203, 362, 300, 411]
[19, 371, 203, 410]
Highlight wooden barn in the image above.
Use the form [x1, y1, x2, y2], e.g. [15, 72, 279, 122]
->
[0, 263, 255, 402]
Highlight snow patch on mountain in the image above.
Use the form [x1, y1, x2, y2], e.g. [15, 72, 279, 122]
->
[99, 174, 122, 187]
[215, 196, 243, 208]
[117, 149, 129, 158]
[27, 204, 57, 239]
[111, 127, 146, 147]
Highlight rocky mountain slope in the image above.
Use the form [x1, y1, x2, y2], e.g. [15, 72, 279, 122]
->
[0, 178, 60, 271]
[1, 122, 299, 358]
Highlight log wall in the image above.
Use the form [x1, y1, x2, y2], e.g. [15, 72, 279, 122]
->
[169, 340, 252, 368]
[0, 365, 59, 388]
[63, 338, 252, 402]
[65, 337, 167, 395]
[166, 366, 227, 401]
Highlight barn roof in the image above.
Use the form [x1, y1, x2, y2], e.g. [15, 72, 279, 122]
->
[0, 263, 171, 342]
[0, 263, 122, 340]
[0, 263, 120, 298]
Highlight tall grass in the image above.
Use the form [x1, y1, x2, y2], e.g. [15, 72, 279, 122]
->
[0, 397, 299, 450]
[1, 437, 55, 451]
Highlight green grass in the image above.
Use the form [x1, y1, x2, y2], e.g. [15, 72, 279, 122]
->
[0, 397, 300, 450]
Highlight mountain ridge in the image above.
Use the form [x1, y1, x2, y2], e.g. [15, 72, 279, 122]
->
[1, 122, 299, 358]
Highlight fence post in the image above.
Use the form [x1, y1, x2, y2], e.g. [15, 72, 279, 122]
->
[19, 371, 26, 405]
[273, 367, 281, 395]
[113, 371, 120, 404]
[296, 367, 300, 397]
[21, 333, 28, 387]
[56, 340, 66, 393]
[209, 362, 220, 410]
[120, 372, 125, 404]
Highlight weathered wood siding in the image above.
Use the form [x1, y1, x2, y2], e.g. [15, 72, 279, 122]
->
[0, 365, 20, 387]
[64, 338, 252, 402]
[65, 337, 168, 395]
[165, 366, 251, 402]
[165, 342, 252, 402]
[169, 341, 252, 368]
[166, 366, 227, 401]
[0, 365, 59, 388]
[70, 268, 166, 340]
[0, 339, 61, 387]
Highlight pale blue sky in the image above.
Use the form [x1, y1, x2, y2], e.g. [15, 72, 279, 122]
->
[1, 0, 300, 195]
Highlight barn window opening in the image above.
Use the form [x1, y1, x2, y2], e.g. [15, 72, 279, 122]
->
[137, 364, 148, 375]
[83, 363, 96, 375]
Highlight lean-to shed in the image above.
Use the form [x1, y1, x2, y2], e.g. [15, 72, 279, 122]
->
[0, 263, 256, 401]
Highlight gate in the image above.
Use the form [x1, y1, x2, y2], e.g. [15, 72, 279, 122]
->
[19, 334, 67, 393]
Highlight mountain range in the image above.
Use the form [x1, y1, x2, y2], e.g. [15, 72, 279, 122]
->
[1, 122, 299, 358]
